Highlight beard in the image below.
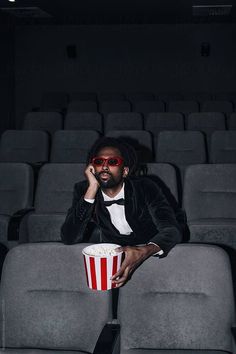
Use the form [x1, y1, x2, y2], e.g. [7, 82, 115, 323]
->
[95, 171, 123, 189]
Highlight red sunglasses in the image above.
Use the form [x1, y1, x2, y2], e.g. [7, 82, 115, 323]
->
[92, 156, 124, 167]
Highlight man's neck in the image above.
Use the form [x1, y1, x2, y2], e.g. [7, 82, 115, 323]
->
[101, 182, 124, 198]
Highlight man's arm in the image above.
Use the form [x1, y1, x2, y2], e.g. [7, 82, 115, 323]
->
[61, 165, 100, 245]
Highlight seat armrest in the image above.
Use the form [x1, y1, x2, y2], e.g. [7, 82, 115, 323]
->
[8, 208, 35, 241]
[93, 323, 120, 354]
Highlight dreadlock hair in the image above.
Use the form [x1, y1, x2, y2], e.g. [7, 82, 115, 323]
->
[87, 137, 138, 176]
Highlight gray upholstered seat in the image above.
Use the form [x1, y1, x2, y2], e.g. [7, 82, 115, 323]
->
[98, 92, 126, 101]
[155, 131, 207, 184]
[141, 163, 178, 201]
[182, 92, 212, 101]
[228, 113, 236, 129]
[20, 163, 85, 243]
[50, 130, 100, 163]
[0, 163, 34, 247]
[23, 112, 63, 135]
[183, 164, 236, 249]
[106, 130, 153, 162]
[67, 100, 98, 113]
[157, 93, 183, 102]
[118, 244, 235, 354]
[210, 131, 236, 163]
[69, 92, 97, 101]
[64, 112, 103, 132]
[167, 100, 199, 115]
[145, 113, 184, 137]
[133, 101, 165, 115]
[40, 92, 68, 112]
[201, 100, 233, 114]
[99, 101, 131, 116]
[0, 243, 112, 353]
[0, 130, 49, 163]
[105, 113, 143, 132]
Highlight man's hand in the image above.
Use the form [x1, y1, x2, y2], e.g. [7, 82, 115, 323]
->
[84, 164, 100, 199]
[111, 244, 160, 288]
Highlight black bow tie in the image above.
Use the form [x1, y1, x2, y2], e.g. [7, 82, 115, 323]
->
[104, 198, 125, 207]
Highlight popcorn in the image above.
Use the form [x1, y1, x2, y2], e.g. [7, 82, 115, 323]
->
[83, 243, 120, 257]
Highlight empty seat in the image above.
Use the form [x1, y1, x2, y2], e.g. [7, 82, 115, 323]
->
[0, 163, 34, 247]
[133, 100, 165, 115]
[183, 164, 236, 250]
[118, 244, 235, 353]
[201, 100, 234, 114]
[67, 100, 98, 113]
[20, 163, 85, 243]
[145, 113, 184, 137]
[69, 91, 97, 101]
[98, 92, 126, 101]
[106, 130, 153, 162]
[228, 113, 236, 129]
[210, 131, 236, 163]
[64, 112, 103, 132]
[183, 92, 212, 101]
[40, 92, 68, 112]
[99, 101, 131, 115]
[50, 130, 100, 163]
[155, 131, 207, 166]
[105, 113, 143, 132]
[0, 243, 112, 352]
[23, 112, 63, 135]
[141, 163, 179, 201]
[187, 112, 226, 147]
[168, 100, 199, 115]
[126, 92, 154, 102]
[0, 130, 49, 163]
[214, 92, 236, 100]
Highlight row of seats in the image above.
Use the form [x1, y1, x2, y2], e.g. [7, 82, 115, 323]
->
[23, 111, 236, 135]
[38, 99, 236, 116]
[0, 243, 235, 353]
[1, 162, 236, 253]
[1, 129, 236, 165]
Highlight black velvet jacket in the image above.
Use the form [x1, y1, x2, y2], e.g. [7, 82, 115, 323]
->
[61, 177, 185, 256]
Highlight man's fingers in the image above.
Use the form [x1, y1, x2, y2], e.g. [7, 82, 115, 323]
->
[112, 267, 130, 287]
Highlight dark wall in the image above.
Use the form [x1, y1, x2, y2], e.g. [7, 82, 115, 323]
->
[15, 23, 236, 126]
[0, 24, 15, 133]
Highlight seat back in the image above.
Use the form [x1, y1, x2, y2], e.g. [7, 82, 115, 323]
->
[145, 113, 184, 137]
[50, 130, 100, 163]
[201, 100, 233, 113]
[64, 112, 103, 132]
[168, 100, 199, 115]
[23, 112, 63, 135]
[67, 100, 98, 113]
[118, 244, 235, 354]
[99, 101, 131, 115]
[0, 130, 49, 163]
[210, 131, 236, 163]
[183, 164, 236, 221]
[105, 113, 143, 132]
[40, 92, 68, 111]
[0, 243, 112, 351]
[133, 101, 165, 115]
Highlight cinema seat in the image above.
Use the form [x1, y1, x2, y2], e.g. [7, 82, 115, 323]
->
[210, 131, 236, 163]
[167, 100, 199, 115]
[0, 243, 114, 353]
[105, 113, 143, 132]
[145, 113, 184, 138]
[64, 112, 103, 133]
[118, 244, 235, 354]
[201, 100, 233, 114]
[40, 92, 68, 112]
[23, 112, 63, 136]
[99, 101, 131, 116]
[133, 100, 165, 115]
[67, 100, 98, 113]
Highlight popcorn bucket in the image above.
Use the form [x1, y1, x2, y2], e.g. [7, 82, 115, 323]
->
[82, 243, 123, 291]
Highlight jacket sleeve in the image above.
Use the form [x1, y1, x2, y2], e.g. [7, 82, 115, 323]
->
[144, 179, 183, 256]
[61, 182, 95, 245]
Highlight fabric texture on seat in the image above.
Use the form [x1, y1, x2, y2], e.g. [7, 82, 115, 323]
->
[106, 130, 153, 162]
[133, 101, 165, 115]
[167, 100, 199, 115]
[145, 113, 184, 137]
[0, 243, 112, 352]
[105, 113, 143, 132]
[99, 101, 131, 115]
[118, 244, 235, 353]
[183, 164, 236, 249]
[67, 100, 98, 113]
[210, 131, 236, 163]
[21, 163, 85, 243]
[23, 112, 63, 135]
[64, 112, 103, 132]
[0, 130, 49, 163]
[50, 130, 100, 163]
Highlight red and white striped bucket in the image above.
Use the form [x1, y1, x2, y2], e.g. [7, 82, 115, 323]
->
[82, 243, 123, 291]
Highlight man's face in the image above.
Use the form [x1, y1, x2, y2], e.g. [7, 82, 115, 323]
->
[92, 146, 129, 189]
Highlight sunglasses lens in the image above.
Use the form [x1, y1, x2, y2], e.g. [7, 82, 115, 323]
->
[108, 158, 119, 166]
[93, 158, 104, 165]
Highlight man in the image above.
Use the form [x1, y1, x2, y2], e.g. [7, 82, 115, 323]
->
[61, 137, 184, 287]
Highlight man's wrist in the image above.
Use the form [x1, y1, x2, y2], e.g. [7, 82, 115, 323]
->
[84, 185, 99, 199]
[144, 243, 161, 257]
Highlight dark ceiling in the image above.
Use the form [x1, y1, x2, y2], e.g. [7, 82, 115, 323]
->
[0, 0, 235, 25]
